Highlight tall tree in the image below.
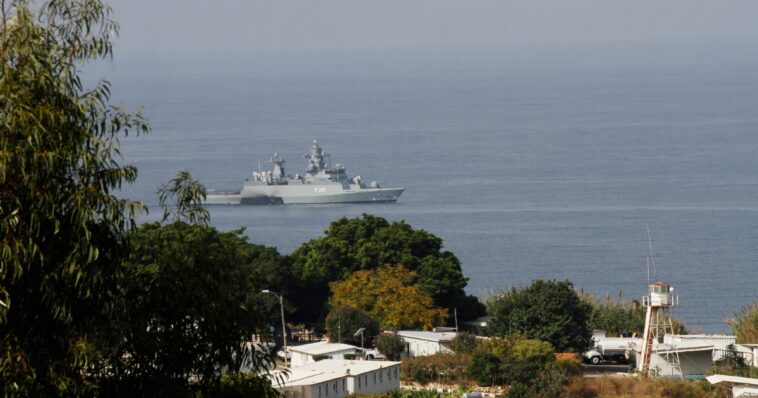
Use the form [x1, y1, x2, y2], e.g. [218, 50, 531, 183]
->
[0, 0, 148, 394]
[291, 214, 484, 325]
[108, 222, 273, 395]
[487, 280, 592, 353]
[329, 264, 447, 330]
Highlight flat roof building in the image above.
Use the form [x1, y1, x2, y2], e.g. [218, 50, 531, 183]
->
[275, 359, 401, 398]
[288, 341, 358, 368]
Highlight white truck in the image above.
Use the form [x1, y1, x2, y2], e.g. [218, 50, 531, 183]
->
[583, 333, 641, 365]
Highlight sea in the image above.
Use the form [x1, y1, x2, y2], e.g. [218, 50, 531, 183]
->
[86, 39, 758, 333]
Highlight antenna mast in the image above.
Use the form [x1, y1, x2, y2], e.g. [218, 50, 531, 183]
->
[646, 225, 657, 284]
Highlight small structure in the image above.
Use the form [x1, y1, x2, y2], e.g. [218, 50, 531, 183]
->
[640, 281, 680, 377]
[665, 334, 754, 363]
[275, 359, 401, 398]
[631, 343, 714, 377]
[288, 341, 358, 368]
[706, 375, 758, 397]
[738, 344, 758, 367]
[398, 330, 456, 357]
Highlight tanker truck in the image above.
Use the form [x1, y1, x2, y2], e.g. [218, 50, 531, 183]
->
[583, 331, 641, 365]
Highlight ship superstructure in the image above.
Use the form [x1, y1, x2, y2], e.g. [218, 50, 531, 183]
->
[205, 141, 404, 205]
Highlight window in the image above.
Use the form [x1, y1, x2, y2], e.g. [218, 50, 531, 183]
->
[380, 370, 383, 383]
[342, 379, 346, 391]
[394, 367, 398, 379]
[333, 381, 337, 393]
[358, 377, 361, 389]
[318, 385, 322, 397]
[373, 372, 376, 385]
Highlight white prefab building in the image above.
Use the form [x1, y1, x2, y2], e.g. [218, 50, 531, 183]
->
[738, 344, 758, 367]
[398, 331, 456, 357]
[276, 359, 401, 398]
[631, 343, 715, 377]
[707, 375, 758, 398]
[288, 341, 358, 368]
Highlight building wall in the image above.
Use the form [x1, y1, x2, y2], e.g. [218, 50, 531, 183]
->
[650, 351, 713, 377]
[280, 377, 349, 398]
[347, 365, 400, 395]
[733, 385, 758, 398]
[404, 338, 452, 357]
[290, 349, 356, 368]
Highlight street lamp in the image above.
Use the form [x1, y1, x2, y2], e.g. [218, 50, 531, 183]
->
[262, 289, 287, 367]
[354, 327, 365, 360]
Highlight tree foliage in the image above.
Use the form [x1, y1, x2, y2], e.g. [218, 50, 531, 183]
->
[105, 222, 272, 393]
[291, 214, 484, 325]
[729, 299, 758, 344]
[157, 170, 209, 225]
[583, 292, 645, 336]
[450, 332, 479, 354]
[0, 0, 148, 394]
[329, 264, 447, 330]
[487, 280, 593, 353]
[325, 306, 379, 347]
[374, 333, 406, 361]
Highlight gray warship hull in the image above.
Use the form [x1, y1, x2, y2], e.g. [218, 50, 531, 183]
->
[205, 186, 404, 205]
[205, 141, 404, 205]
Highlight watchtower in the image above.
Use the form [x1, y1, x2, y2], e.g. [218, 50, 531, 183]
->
[640, 281, 680, 377]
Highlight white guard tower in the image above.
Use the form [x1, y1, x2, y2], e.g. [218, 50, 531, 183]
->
[640, 281, 680, 378]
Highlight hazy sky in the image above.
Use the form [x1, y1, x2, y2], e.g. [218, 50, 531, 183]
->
[108, 0, 758, 56]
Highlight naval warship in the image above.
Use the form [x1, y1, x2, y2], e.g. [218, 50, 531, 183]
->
[205, 141, 404, 205]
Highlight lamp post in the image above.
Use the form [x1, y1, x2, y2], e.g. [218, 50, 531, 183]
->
[262, 289, 287, 367]
[354, 327, 365, 360]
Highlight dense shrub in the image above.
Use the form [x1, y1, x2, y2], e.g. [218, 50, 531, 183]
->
[400, 353, 470, 385]
[450, 333, 479, 354]
[729, 300, 758, 344]
[488, 280, 593, 353]
[375, 334, 406, 360]
[502, 339, 555, 386]
[465, 350, 501, 386]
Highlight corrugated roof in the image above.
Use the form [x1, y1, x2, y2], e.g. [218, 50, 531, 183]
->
[707, 375, 758, 386]
[276, 359, 401, 387]
[398, 331, 457, 342]
[288, 341, 358, 355]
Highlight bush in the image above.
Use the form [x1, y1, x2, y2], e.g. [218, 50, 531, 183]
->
[487, 280, 592, 353]
[502, 339, 555, 386]
[450, 333, 479, 354]
[729, 300, 758, 344]
[400, 353, 469, 385]
[466, 350, 501, 386]
[583, 292, 645, 336]
[374, 334, 406, 360]
[654, 378, 723, 398]
[561, 377, 599, 398]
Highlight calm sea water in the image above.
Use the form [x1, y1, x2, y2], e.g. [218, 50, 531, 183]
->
[89, 41, 758, 333]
